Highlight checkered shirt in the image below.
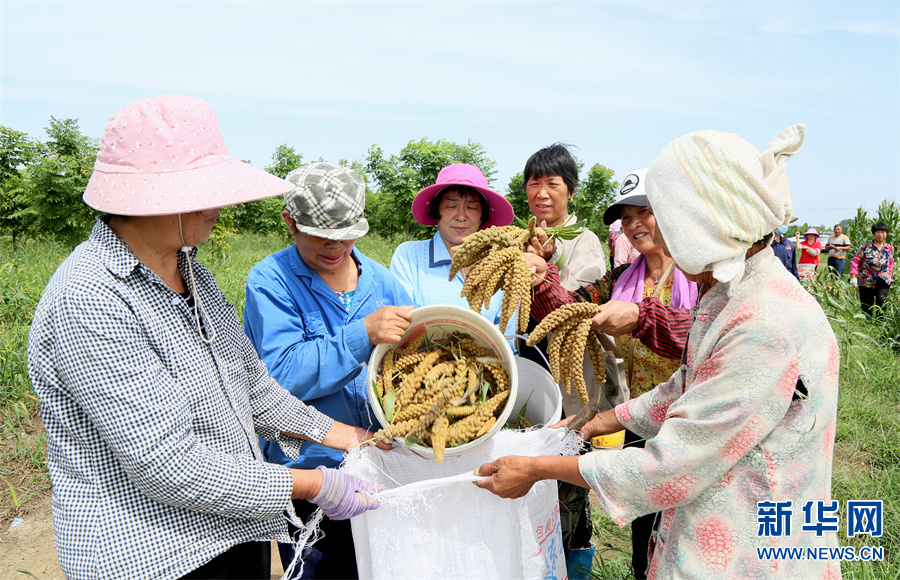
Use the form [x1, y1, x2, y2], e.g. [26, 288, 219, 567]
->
[27, 218, 334, 579]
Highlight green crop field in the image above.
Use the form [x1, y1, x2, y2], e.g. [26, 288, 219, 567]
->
[1, 233, 897, 578]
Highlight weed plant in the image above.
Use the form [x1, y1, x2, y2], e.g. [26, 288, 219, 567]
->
[0, 237, 69, 518]
[802, 267, 898, 577]
[589, 507, 634, 578]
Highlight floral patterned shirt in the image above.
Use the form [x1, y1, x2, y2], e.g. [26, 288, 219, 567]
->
[580, 248, 840, 579]
[849, 241, 894, 288]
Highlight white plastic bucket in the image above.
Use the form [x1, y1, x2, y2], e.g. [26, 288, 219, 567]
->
[511, 357, 563, 427]
[366, 304, 518, 458]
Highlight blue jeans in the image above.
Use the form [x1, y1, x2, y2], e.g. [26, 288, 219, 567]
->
[827, 257, 845, 279]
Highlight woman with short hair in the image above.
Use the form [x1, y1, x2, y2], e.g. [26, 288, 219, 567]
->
[517, 144, 607, 570]
[523, 143, 607, 290]
[850, 221, 894, 316]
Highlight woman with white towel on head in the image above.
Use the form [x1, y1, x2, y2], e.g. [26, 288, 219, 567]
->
[475, 125, 841, 579]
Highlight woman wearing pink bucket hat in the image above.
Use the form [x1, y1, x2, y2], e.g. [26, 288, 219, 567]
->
[28, 95, 387, 579]
[391, 163, 517, 335]
[796, 226, 822, 279]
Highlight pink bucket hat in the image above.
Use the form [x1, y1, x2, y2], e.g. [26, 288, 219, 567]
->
[83, 95, 293, 216]
[412, 164, 513, 229]
[804, 228, 819, 236]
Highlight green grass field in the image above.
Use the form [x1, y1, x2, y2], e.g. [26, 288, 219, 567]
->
[1, 232, 897, 578]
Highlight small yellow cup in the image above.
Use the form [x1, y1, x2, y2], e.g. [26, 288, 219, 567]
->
[591, 429, 625, 451]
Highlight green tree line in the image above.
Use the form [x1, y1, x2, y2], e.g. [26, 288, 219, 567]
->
[1, 119, 621, 249]
[3, 118, 894, 251]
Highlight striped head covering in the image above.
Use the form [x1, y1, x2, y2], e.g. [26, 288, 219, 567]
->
[644, 125, 805, 287]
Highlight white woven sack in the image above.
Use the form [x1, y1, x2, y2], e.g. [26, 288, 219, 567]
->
[343, 427, 581, 580]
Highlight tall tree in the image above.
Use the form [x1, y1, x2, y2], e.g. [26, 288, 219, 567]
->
[365, 139, 497, 240]
[229, 145, 306, 235]
[0, 126, 37, 247]
[573, 164, 618, 236]
[264, 144, 303, 179]
[26, 118, 98, 246]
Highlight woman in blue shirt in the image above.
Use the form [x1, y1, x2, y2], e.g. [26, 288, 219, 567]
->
[244, 162, 413, 579]
[390, 163, 515, 334]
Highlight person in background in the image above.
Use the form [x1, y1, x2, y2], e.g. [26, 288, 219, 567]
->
[770, 224, 799, 280]
[476, 124, 841, 579]
[390, 163, 515, 335]
[516, 143, 606, 572]
[825, 223, 852, 280]
[243, 162, 414, 579]
[796, 227, 821, 279]
[607, 219, 622, 271]
[850, 221, 894, 317]
[613, 220, 641, 268]
[27, 95, 384, 580]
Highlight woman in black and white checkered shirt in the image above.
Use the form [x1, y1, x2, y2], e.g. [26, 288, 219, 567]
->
[27, 95, 388, 579]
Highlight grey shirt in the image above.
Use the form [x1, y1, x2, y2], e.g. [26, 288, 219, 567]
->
[827, 235, 851, 259]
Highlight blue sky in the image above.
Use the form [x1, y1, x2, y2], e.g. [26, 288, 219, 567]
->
[2, 1, 898, 229]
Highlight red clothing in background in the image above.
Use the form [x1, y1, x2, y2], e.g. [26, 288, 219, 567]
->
[798, 239, 821, 266]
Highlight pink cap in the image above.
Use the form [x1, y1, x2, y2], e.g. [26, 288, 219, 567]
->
[83, 95, 293, 216]
[412, 164, 513, 229]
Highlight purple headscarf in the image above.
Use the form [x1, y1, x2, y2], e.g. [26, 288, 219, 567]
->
[610, 254, 698, 309]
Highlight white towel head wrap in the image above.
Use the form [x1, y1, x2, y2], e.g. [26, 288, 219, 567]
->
[644, 124, 805, 287]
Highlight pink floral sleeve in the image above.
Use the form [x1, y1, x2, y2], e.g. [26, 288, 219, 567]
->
[578, 249, 840, 579]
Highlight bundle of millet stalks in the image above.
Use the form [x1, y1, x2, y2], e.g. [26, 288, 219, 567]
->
[526, 302, 607, 406]
[371, 333, 512, 463]
[448, 224, 534, 334]
[449, 217, 588, 334]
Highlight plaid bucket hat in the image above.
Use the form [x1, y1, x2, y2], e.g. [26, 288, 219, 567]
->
[284, 162, 369, 241]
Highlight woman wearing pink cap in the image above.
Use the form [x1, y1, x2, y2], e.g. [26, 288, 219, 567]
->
[389, 163, 516, 334]
[796, 227, 822, 278]
[27, 95, 387, 579]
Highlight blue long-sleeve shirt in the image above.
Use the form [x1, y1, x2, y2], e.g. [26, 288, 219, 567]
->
[770, 235, 799, 280]
[390, 231, 517, 338]
[244, 245, 412, 469]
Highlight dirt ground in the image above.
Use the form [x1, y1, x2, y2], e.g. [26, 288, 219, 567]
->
[0, 494, 285, 580]
[1, 494, 61, 580]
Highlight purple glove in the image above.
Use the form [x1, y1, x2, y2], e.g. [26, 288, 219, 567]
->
[310, 466, 379, 520]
